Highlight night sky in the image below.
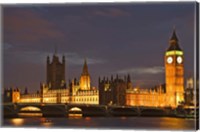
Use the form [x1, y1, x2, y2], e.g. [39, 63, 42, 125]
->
[3, 2, 196, 93]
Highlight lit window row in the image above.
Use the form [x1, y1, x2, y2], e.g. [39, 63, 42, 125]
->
[72, 97, 98, 102]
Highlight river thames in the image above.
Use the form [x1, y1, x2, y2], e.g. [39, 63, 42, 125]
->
[2, 117, 195, 131]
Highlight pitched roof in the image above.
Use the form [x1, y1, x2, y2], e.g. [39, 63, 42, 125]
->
[167, 29, 182, 51]
[170, 29, 178, 41]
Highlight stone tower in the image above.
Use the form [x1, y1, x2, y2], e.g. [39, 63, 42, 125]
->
[80, 59, 91, 90]
[165, 29, 184, 107]
[47, 50, 65, 89]
[127, 74, 132, 89]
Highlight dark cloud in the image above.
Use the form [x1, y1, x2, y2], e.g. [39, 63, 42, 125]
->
[4, 8, 64, 44]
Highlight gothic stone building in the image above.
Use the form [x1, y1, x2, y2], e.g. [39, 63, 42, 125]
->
[99, 74, 132, 106]
[6, 53, 98, 104]
[126, 29, 185, 108]
[47, 53, 66, 89]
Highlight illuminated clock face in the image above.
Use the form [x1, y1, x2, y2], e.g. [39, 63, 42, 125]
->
[177, 56, 183, 64]
[167, 57, 173, 64]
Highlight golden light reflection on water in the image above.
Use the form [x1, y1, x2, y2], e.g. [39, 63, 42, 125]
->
[40, 118, 53, 127]
[83, 117, 98, 127]
[68, 114, 82, 118]
[85, 117, 91, 121]
[121, 116, 127, 120]
[157, 117, 193, 129]
[5, 117, 194, 130]
[11, 118, 25, 126]
[18, 113, 43, 117]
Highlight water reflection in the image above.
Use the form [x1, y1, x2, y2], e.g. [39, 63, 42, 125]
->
[40, 118, 53, 127]
[11, 118, 24, 126]
[68, 114, 82, 117]
[158, 117, 195, 130]
[4, 117, 195, 130]
[85, 117, 91, 121]
[18, 113, 43, 117]
[121, 116, 127, 120]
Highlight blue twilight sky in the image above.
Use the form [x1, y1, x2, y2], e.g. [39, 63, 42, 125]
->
[3, 2, 196, 93]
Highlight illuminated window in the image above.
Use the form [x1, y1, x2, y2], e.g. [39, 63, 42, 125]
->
[7, 92, 10, 97]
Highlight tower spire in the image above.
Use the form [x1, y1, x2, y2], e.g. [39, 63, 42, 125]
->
[54, 44, 57, 55]
[127, 74, 131, 82]
[167, 28, 182, 51]
[82, 58, 89, 75]
[80, 58, 91, 90]
[170, 27, 178, 41]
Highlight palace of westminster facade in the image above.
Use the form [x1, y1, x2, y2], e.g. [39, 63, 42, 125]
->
[4, 30, 187, 108]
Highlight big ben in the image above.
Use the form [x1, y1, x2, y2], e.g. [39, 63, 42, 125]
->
[165, 29, 184, 108]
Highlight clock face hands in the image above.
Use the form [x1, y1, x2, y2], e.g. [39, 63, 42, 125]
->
[167, 56, 173, 64]
[177, 56, 183, 64]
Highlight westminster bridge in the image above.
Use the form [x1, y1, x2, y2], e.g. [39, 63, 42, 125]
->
[3, 103, 175, 118]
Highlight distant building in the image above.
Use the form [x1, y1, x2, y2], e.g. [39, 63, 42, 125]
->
[165, 29, 184, 107]
[47, 52, 66, 89]
[126, 85, 167, 107]
[99, 75, 128, 106]
[4, 88, 20, 103]
[5, 54, 98, 105]
[126, 29, 185, 108]
[184, 77, 194, 105]
[68, 59, 98, 104]
[79, 59, 91, 90]
[3, 29, 186, 108]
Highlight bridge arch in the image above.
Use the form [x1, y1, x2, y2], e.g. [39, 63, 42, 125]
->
[20, 106, 42, 112]
[68, 107, 83, 117]
[18, 106, 43, 117]
[69, 107, 82, 112]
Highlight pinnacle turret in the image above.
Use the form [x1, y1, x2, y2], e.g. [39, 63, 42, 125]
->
[82, 59, 89, 76]
[127, 74, 131, 83]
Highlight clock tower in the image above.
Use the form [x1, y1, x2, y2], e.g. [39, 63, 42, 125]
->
[165, 29, 184, 108]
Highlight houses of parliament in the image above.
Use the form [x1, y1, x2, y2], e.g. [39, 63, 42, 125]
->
[4, 29, 186, 108]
